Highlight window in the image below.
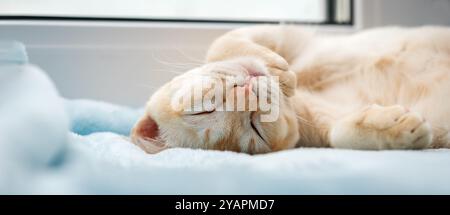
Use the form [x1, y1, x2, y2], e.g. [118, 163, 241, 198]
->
[0, 0, 353, 24]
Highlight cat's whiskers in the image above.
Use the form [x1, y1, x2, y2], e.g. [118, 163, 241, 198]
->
[150, 52, 203, 69]
[147, 68, 185, 75]
[173, 48, 205, 65]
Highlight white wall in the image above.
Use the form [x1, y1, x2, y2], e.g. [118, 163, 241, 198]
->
[357, 0, 450, 29]
[0, 21, 351, 107]
[0, 21, 232, 107]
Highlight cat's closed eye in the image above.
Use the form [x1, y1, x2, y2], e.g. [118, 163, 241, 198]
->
[250, 113, 265, 142]
[189, 109, 216, 115]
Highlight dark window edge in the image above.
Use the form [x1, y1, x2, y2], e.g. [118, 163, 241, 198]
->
[0, 15, 353, 26]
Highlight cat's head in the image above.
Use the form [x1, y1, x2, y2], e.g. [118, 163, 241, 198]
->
[131, 57, 299, 154]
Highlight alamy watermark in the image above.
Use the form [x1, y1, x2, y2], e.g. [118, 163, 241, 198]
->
[170, 75, 280, 122]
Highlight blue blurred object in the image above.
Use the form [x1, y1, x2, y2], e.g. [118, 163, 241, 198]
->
[0, 41, 69, 193]
[65, 99, 143, 136]
[0, 41, 29, 65]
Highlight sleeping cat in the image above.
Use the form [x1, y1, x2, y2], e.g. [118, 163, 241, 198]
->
[131, 25, 450, 154]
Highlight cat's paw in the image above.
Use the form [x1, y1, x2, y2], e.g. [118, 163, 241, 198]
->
[267, 66, 296, 97]
[259, 53, 296, 97]
[239, 54, 296, 97]
[330, 104, 433, 150]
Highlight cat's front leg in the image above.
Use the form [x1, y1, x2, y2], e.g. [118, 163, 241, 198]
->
[206, 27, 297, 97]
[329, 104, 433, 150]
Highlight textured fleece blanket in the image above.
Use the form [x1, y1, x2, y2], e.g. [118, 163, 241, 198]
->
[2, 60, 450, 194]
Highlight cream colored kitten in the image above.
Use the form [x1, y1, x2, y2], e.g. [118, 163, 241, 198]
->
[131, 25, 450, 154]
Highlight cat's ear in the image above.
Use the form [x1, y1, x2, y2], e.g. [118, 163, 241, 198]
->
[131, 114, 168, 153]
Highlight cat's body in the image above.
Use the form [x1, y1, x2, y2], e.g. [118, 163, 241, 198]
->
[132, 25, 450, 154]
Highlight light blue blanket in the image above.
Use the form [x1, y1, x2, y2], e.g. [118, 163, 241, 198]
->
[1, 41, 450, 194]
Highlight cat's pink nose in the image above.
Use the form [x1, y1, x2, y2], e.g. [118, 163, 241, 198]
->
[246, 67, 264, 77]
